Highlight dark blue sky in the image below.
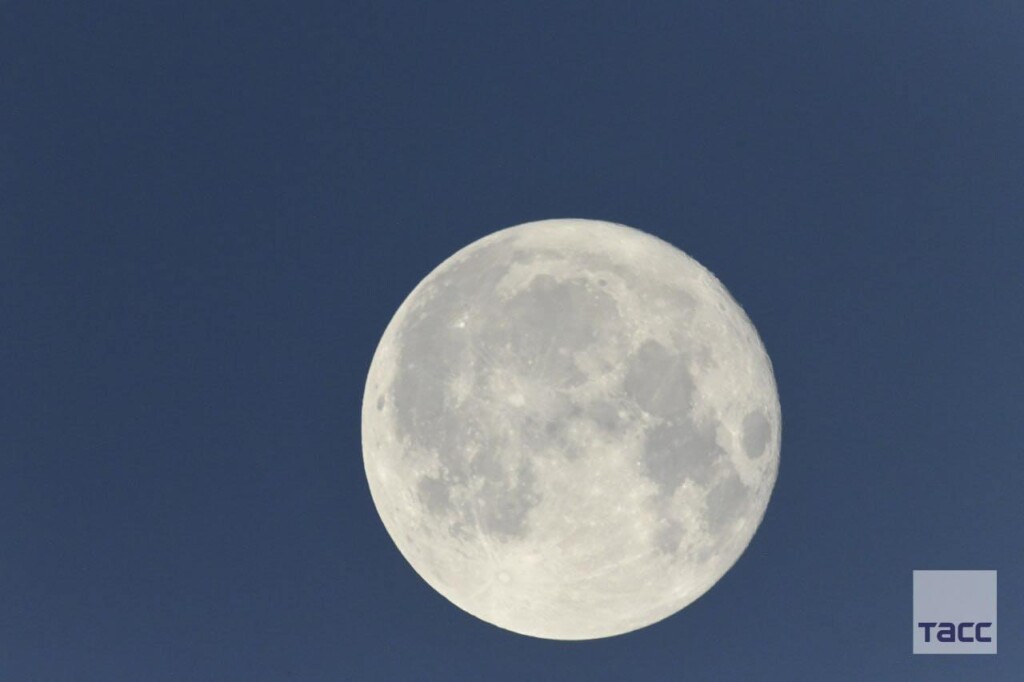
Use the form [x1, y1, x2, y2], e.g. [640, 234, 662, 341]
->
[3, 2, 1022, 679]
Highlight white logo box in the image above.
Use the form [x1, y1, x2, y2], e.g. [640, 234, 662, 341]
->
[913, 570, 997, 655]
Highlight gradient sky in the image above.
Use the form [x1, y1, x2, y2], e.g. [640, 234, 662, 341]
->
[3, 2, 1022, 680]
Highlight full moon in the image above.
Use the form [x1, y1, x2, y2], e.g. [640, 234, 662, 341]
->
[362, 219, 781, 640]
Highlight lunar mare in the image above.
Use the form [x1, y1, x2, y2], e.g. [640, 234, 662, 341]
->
[362, 219, 781, 640]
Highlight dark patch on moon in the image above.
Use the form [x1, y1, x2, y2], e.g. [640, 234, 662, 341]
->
[521, 414, 584, 461]
[641, 417, 722, 491]
[625, 339, 724, 494]
[655, 517, 685, 555]
[587, 400, 625, 433]
[475, 462, 541, 540]
[705, 471, 750, 535]
[389, 240, 512, 450]
[742, 410, 770, 460]
[392, 250, 624, 462]
[520, 400, 625, 460]
[478, 274, 620, 388]
[417, 475, 451, 516]
[389, 255, 628, 545]
[623, 340, 696, 417]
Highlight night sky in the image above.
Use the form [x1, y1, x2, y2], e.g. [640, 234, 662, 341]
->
[3, 2, 1022, 679]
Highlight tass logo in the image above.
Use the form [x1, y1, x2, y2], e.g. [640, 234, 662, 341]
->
[917, 621, 992, 643]
[913, 570, 997, 655]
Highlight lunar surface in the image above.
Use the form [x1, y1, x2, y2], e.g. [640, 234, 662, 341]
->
[362, 219, 781, 640]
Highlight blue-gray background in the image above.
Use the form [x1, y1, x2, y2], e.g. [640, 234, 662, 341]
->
[3, 2, 1021, 680]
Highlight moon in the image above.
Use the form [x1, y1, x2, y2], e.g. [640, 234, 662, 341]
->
[361, 218, 781, 640]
